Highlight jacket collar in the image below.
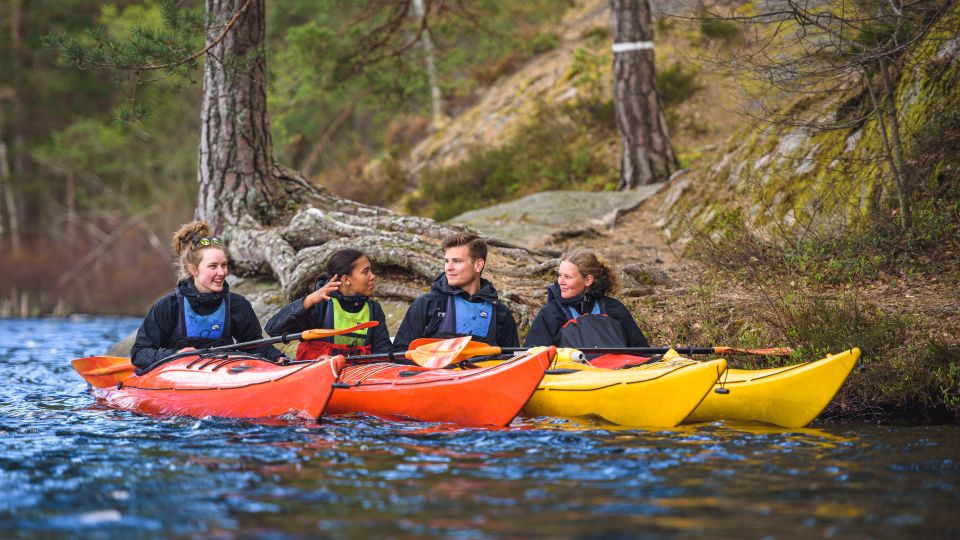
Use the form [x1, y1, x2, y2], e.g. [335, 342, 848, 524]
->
[178, 279, 228, 310]
[547, 283, 599, 314]
[431, 273, 499, 303]
[329, 289, 368, 310]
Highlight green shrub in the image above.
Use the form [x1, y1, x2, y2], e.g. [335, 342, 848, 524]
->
[699, 16, 741, 43]
[404, 103, 616, 220]
[568, 46, 607, 99]
[580, 26, 610, 42]
[657, 64, 702, 107]
[528, 31, 560, 54]
[781, 294, 910, 360]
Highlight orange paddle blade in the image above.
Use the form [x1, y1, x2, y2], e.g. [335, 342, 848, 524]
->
[71, 356, 135, 388]
[405, 336, 473, 368]
[408, 338, 502, 361]
[301, 320, 378, 340]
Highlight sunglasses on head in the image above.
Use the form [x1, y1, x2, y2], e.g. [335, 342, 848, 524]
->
[191, 234, 224, 247]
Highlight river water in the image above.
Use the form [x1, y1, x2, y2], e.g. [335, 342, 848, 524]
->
[0, 318, 957, 538]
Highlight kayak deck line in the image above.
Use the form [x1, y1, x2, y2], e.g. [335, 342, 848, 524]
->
[522, 356, 728, 427]
[715, 361, 811, 385]
[535, 360, 721, 392]
[86, 355, 344, 420]
[326, 347, 554, 426]
[339, 362, 403, 385]
[118, 362, 317, 392]
[339, 355, 536, 388]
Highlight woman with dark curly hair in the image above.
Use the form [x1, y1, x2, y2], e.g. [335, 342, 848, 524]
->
[524, 251, 649, 349]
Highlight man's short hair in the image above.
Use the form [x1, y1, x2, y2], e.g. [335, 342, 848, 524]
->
[442, 233, 488, 262]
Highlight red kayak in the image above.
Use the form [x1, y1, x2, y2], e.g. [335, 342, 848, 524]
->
[327, 346, 554, 426]
[82, 353, 344, 420]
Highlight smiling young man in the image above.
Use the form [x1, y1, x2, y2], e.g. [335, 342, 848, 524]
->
[391, 233, 520, 353]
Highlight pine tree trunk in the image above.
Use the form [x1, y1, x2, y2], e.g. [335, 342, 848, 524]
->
[411, 0, 445, 129]
[611, 0, 677, 189]
[0, 116, 11, 250]
[3, 0, 23, 251]
[198, 0, 281, 230]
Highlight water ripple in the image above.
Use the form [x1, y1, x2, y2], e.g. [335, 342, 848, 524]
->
[0, 318, 958, 538]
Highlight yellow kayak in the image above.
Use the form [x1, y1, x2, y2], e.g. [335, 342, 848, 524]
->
[518, 350, 727, 427]
[683, 348, 860, 428]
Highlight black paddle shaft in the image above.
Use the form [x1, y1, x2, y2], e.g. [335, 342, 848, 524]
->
[498, 347, 718, 355]
[338, 346, 718, 367]
[155, 332, 304, 365]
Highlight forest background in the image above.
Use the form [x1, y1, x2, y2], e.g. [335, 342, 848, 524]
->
[1, 0, 958, 422]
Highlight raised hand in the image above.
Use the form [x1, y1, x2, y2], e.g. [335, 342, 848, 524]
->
[304, 274, 341, 309]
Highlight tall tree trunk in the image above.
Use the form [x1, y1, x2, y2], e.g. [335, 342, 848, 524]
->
[411, 0, 445, 129]
[865, 65, 911, 235]
[0, 125, 17, 253]
[879, 58, 911, 234]
[611, 0, 677, 189]
[198, 0, 282, 230]
[4, 0, 23, 251]
[65, 169, 77, 239]
[0, 111, 11, 250]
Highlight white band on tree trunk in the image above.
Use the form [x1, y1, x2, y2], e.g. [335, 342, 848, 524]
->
[612, 41, 654, 53]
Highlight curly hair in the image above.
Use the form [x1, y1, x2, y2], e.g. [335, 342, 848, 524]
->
[170, 220, 229, 282]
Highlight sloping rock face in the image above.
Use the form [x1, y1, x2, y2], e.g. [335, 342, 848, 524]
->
[449, 185, 665, 249]
[657, 8, 960, 242]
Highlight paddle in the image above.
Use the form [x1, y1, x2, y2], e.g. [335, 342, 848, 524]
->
[71, 321, 381, 388]
[404, 336, 472, 369]
[341, 336, 475, 369]
[407, 338, 794, 365]
[70, 356, 141, 388]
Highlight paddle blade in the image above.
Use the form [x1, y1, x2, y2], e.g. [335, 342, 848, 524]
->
[405, 336, 473, 368]
[71, 356, 135, 388]
[408, 338, 501, 361]
[301, 320, 379, 341]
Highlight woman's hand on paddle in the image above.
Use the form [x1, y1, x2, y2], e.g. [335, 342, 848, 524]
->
[304, 275, 341, 308]
[177, 346, 197, 353]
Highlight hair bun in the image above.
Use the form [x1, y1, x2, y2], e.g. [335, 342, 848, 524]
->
[171, 220, 212, 256]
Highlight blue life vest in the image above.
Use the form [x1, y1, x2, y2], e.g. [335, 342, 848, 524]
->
[563, 302, 602, 320]
[174, 289, 231, 347]
[436, 295, 496, 342]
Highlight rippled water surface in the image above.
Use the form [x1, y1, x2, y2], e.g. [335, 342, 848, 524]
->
[1, 318, 958, 539]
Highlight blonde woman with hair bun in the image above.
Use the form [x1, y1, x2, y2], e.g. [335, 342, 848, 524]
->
[130, 221, 287, 370]
[524, 251, 649, 350]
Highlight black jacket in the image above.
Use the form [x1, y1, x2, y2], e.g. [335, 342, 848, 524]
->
[523, 283, 649, 348]
[131, 280, 285, 369]
[392, 273, 520, 353]
[264, 290, 392, 354]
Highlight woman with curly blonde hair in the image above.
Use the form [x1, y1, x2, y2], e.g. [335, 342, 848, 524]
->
[130, 221, 287, 369]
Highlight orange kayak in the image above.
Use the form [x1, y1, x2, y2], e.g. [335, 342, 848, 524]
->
[327, 346, 554, 426]
[87, 353, 344, 420]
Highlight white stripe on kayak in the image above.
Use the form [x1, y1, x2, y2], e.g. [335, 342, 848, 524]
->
[612, 41, 654, 53]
